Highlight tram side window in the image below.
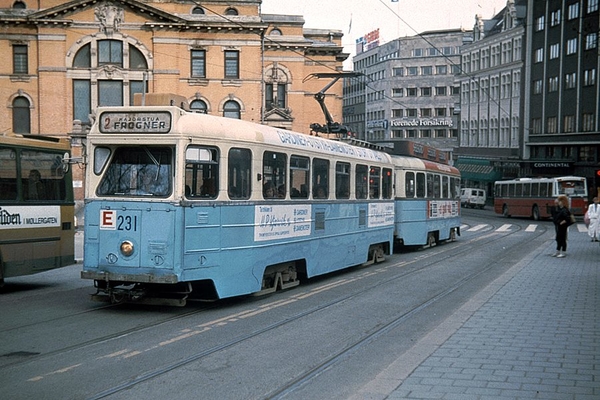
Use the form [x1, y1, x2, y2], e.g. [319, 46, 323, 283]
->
[290, 155, 309, 199]
[442, 176, 449, 198]
[335, 162, 350, 199]
[531, 182, 539, 197]
[356, 164, 368, 199]
[540, 182, 548, 197]
[369, 166, 381, 199]
[312, 158, 329, 199]
[263, 151, 286, 199]
[0, 148, 17, 200]
[523, 183, 531, 197]
[451, 177, 460, 199]
[426, 173, 434, 198]
[416, 172, 425, 198]
[185, 146, 218, 199]
[21, 149, 67, 201]
[515, 183, 523, 197]
[405, 171, 415, 198]
[228, 148, 251, 199]
[382, 168, 392, 199]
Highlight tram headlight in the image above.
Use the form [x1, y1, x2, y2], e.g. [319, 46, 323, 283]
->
[120, 240, 134, 257]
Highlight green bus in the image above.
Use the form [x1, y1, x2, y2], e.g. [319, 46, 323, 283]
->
[0, 134, 75, 287]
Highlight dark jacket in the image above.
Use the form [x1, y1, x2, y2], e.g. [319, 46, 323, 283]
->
[553, 206, 571, 228]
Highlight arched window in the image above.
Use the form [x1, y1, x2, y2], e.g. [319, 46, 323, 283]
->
[269, 28, 282, 36]
[190, 99, 208, 114]
[12, 1, 26, 9]
[12, 96, 30, 133]
[223, 100, 240, 119]
[73, 43, 91, 68]
[69, 38, 150, 123]
[129, 45, 148, 69]
[192, 6, 204, 14]
[225, 8, 238, 15]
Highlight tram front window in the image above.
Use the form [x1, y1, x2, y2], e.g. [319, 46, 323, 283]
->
[97, 146, 172, 197]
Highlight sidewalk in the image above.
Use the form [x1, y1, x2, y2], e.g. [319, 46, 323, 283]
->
[358, 224, 599, 399]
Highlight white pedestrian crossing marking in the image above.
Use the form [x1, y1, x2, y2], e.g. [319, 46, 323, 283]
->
[496, 224, 512, 232]
[525, 224, 537, 232]
[467, 224, 487, 232]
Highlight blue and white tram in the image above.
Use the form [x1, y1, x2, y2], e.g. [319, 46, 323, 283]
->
[82, 105, 400, 304]
[392, 157, 461, 248]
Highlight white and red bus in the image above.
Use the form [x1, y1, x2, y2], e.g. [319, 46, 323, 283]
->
[494, 176, 588, 220]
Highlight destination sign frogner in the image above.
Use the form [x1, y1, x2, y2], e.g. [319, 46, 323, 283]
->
[99, 112, 172, 133]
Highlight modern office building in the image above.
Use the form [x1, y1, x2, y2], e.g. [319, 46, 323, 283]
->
[524, 0, 600, 196]
[344, 29, 469, 149]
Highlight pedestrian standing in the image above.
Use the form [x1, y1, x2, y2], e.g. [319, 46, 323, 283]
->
[587, 197, 600, 241]
[552, 195, 571, 258]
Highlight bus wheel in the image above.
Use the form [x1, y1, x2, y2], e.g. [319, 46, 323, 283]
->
[502, 205, 510, 218]
[532, 205, 540, 221]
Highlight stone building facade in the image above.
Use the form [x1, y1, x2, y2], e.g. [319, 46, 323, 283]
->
[0, 0, 348, 205]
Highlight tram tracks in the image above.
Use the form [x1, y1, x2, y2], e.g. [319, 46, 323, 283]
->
[80, 219, 550, 399]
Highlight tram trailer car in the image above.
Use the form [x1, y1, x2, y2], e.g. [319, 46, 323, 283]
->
[392, 157, 461, 248]
[81, 105, 460, 305]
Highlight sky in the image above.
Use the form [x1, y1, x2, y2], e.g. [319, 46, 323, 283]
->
[261, 0, 508, 69]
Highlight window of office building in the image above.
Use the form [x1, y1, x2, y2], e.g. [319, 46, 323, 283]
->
[548, 76, 559, 92]
[547, 116, 558, 133]
[588, 0, 599, 13]
[584, 68, 597, 85]
[549, 43, 560, 59]
[585, 33, 598, 50]
[568, 2, 580, 19]
[565, 72, 577, 89]
[566, 38, 578, 55]
[564, 115, 575, 133]
[582, 113, 595, 131]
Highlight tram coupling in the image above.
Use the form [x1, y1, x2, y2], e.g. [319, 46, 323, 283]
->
[90, 282, 192, 307]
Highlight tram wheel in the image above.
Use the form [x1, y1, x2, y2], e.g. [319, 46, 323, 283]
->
[426, 233, 437, 248]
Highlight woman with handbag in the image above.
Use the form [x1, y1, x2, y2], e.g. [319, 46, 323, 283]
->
[551, 195, 572, 258]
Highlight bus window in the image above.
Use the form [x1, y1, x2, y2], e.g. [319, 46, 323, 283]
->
[263, 151, 286, 199]
[531, 182, 539, 197]
[405, 171, 415, 198]
[185, 146, 219, 199]
[508, 183, 515, 197]
[290, 155, 309, 199]
[523, 183, 531, 197]
[442, 175, 449, 198]
[0, 148, 17, 200]
[335, 162, 350, 199]
[382, 168, 392, 199]
[312, 158, 329, 199]
[98, 146, 172, 197]
[228, 148, 251, 199]
[356, 164, 368, 199]
[540, 182, 548, 197]
[21, 150, 67, 201]
[416, 172, 425, 198]
[369, 167, 380, 199]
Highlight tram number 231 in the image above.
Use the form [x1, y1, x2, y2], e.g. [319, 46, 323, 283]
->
[100, 210, 138, 231]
